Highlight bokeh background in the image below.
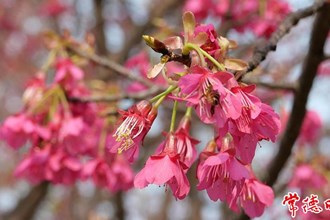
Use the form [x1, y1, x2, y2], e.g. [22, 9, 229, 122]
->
[1, 0, 330, 219]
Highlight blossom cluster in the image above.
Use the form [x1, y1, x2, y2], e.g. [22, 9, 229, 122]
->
[108, 12, 281, 218]
[0, 50, 134, 192]
[183, 0, 291, 38]
[0, 11, 283, 218]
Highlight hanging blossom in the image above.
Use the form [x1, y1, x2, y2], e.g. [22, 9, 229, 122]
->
[108, 100, 158, 163]
[134, 133, 190, 200]
[1, 56, 106, 186]
[197, 139, 250, 203]
[82, 153, 134, 192]
[156, 116, 199, 167]
[178, 66, 242, 127]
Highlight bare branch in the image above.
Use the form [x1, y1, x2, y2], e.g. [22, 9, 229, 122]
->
[116, 0, 183, 63]
[264, 2, 330, 187]
[93, 0, 108, 55]
[2, 182, 49, 220]
[241, 78, 297, 91]
[69, 86, 162, 102]
[66, 45, 158, 88]
[242, 0, 327, 77]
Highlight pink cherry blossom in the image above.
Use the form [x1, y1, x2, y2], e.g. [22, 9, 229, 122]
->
[197, 148, 250, 202]
[184, 0, 291, 38]
[299, 111, 322, 145]
[0, 114, 50, 149]
[217, 102, 280, 164]
[54, 58, 84, 93]
[183, 0, 213, 20]
[178, 66, 242, 127]
[289, 164, 327, 191]
[156, 117, 199, 167]
[281, 110, 322, 146]
[237, 178, 274, 218]
[109, 100, 157, 162]
[14, 145, 51, 184]
[134, 141, 190, 200]
[82, 157, 114, 190]
[194, 24, 220, 59]
[110, 154, 134, 191]
[125, 51, 167, 93]
[40, 0, 69, 17]
[46, 150, 82, 185]
[82, 154, 134, 192]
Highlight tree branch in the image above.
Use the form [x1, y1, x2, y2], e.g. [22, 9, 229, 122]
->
[241, 78, 297, 91]
[264, 2, 330, 187]
[2, 182, 49, 220]
[116, 0, 182, 63]
[69, 86, 162, 103]
[93, 0, 108, 55]
[241, 0, 327, 77]
[236, 3, 330, 220]
[66, 45, 159, 88]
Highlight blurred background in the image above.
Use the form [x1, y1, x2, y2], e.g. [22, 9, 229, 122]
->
[1, 0, 330, 219]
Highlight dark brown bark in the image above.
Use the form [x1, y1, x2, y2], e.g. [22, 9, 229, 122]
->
[236, 3, 330, 220]
[2, 182, 49, 220]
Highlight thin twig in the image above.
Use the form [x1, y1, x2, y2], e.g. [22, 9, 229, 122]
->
[66, 45, 157, 88]
[241, 0, 327, 77]
[242, 78, 297, 91]
[69, 86, 162, 103]
[116, 0, 183, 63]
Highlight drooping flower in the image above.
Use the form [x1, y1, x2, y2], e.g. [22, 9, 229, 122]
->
[178, 66, 242, 127]
[217, 102, 280, 164]
[134, 134, 190, 200]
[233, 178, 274, 218]
[197, 147, 250, 202]
[54, 58, 84, 93]
[46, 150, 82, 185]
[156, 116, 199, 167]
[14, 145, 51, 184]
[0, 114, 50, 149]
[82, 153, 134, 192]
[109, 100, 157, 162]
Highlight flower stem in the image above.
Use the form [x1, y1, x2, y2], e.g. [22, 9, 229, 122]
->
[151, 85, 177, 107]
[198, 47, 225, 71]
[183, 43, 206, 67]
[185, 106, 193, 118]
[170, 100, 178, 132]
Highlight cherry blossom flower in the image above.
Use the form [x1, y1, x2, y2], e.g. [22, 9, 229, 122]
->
[281, 110, 322, 146]
[156, 117, 199, 167]
[134, 135, 190, 200]
[54, 58, 84, 93]
[235, 178, 274, 218]
[197, 148, 249, 202]
[216, 102, 280, 164]
[109, 100, 157, 162]
[0, 114, 50, 149]
[183, 0, 291, 38]
[82, 153, 133, 192]
[289, 164, 327, 191]
[178, 66, 242, 127]
[46, 150, 82, 185]
[14, 145, 51, 184]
